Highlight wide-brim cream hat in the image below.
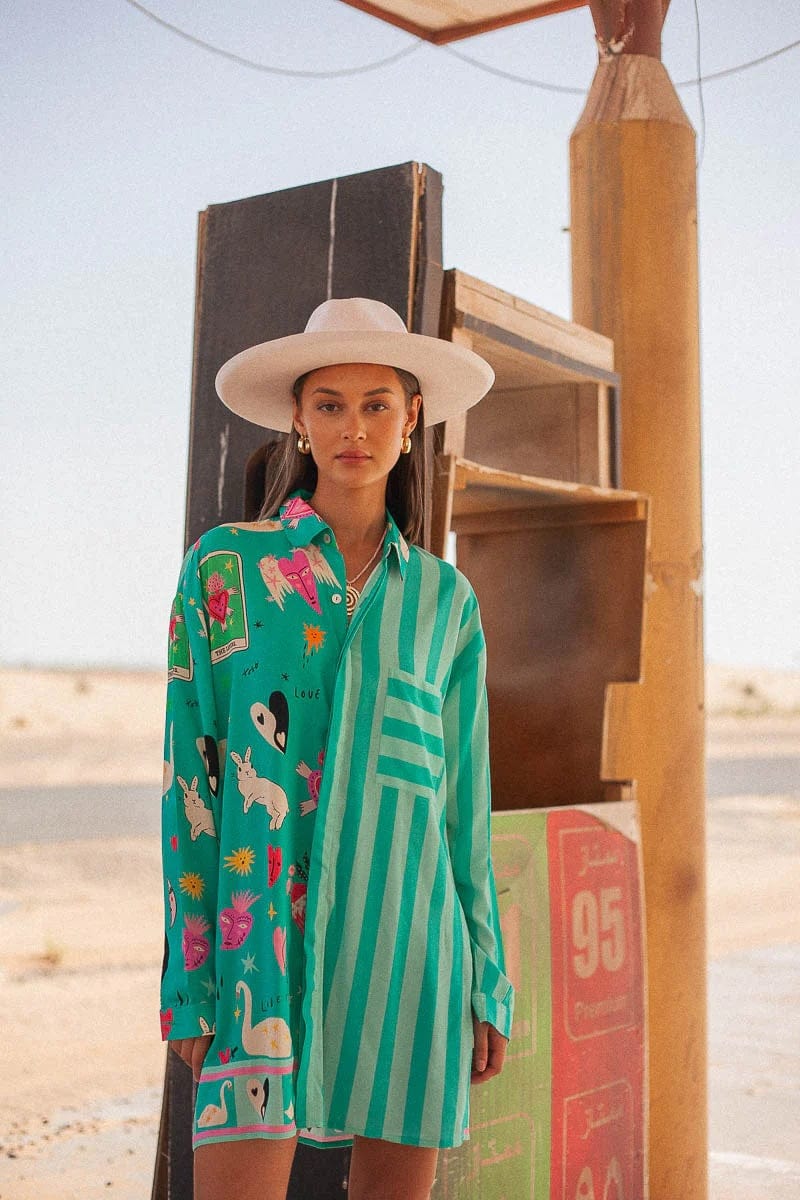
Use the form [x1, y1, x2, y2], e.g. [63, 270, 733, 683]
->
[215, 297, 494, 432]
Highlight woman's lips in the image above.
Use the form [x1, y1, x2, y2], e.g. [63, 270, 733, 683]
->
[336, 453, 371, 461]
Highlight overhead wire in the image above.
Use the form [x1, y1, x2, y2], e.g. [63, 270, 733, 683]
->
[675, 34, 800, 83]
[440, 45, 585, 94]
[442, 35, 800, 93]
[121, 0, 424, 78]
[121, 0, 800, 96]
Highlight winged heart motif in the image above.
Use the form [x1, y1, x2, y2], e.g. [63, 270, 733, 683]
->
[258, 544, 339, 612]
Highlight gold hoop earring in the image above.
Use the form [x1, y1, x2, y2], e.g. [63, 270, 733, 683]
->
[401, 434, 412, 455]
[297, 433, 311, 455]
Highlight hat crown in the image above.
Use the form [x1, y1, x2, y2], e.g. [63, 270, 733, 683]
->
[304, 297, 409, 336]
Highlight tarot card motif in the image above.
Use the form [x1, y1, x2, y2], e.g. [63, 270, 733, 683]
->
[168, 590, 193, 682]
[199, 550, 249, 664]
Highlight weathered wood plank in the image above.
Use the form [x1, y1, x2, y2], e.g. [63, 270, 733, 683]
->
[160, 161, 444, 1200]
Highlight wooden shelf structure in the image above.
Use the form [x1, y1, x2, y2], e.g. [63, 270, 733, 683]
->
[431, 275, 649, 810]
[437, 270, 622, 489]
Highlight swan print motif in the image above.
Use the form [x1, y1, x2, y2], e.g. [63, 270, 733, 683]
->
[198, 1079, 233, 1128]
[235, 981, 293, 1057]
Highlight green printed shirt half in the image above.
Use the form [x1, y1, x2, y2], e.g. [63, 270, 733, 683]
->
[160, 492, 514, 1151]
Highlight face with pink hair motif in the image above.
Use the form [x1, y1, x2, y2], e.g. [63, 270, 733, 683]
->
[182, 914, 211, 971]
[219, 891, 260, 950]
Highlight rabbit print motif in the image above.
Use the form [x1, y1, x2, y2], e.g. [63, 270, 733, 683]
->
[230, 748, 289, 830]
[177, 775, 216, 841]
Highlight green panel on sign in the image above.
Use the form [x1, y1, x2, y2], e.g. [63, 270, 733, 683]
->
[433, 809, 552, 1199]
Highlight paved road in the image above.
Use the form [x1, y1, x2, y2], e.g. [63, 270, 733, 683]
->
[707, 755, 799, 798]
[0, 783, 159, 844]
[0, 756, 797, 846]
[708, 944, 800, 1199]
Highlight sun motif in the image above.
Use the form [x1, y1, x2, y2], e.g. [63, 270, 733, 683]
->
[224, 846, 256, 876]
[302, 624, 326, 658]
[179, 872, 204, 899]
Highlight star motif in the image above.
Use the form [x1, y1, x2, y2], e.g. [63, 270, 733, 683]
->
[242, 953, 259, 974]
[302, 624, 325, 657]
[281, 673, 289, 681]
[233, 1006, 241, 1020]
[202, 977, 216, 996]
[225, 558, 234, 571]
[267, 902, 277, 920]
[228, 528, 239, 536]
[255, 619, 263, 629]
[188, 596, 197, 607]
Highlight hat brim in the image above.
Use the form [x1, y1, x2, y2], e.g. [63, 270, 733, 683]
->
[214, 330, 494, 432]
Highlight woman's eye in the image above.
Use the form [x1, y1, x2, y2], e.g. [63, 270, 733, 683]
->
[317, 402, 338, 412]
[367, 402, 389, 412]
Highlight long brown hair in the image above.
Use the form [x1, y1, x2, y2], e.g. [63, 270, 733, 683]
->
[257, 367, 426, 545]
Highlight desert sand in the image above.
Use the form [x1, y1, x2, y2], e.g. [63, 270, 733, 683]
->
[0, 664, 798, 1197]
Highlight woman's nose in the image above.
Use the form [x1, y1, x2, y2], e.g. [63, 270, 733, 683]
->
[342, 411, 366, 439]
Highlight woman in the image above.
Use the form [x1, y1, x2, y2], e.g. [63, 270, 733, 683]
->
[160, 298, 514, 1200]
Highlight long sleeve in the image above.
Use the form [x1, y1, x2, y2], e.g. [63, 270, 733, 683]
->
[159, 541, 221, 1042]
[442, 587, 515, 1041]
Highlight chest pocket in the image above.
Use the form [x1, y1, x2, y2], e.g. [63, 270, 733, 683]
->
[376, 672, 445, 801]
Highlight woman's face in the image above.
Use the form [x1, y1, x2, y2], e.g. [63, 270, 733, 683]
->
[293, 362, 421, 495]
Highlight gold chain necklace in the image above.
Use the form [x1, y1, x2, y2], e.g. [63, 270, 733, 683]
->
[344, 526, 387, 617]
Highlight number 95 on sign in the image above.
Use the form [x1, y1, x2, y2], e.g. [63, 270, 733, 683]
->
[558, 827, 639, 1039]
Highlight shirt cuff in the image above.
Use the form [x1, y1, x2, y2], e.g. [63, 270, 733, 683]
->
[160, 1000, 216, 1042]
[471, 986, 514, 1041]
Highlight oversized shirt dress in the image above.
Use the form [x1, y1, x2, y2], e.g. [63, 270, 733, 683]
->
[160, 491, 514, 1151]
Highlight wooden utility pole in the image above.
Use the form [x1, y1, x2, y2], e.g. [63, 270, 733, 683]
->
[570, 4, 707, 1198]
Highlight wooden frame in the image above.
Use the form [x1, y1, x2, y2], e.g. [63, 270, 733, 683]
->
[436, 269, 621, 487]
[337, 0, 588, 45]
[432, 455, 649, 809]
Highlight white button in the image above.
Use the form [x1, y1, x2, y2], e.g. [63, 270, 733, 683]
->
[323, 534, 331, 543]
[331, 593, 342, 604]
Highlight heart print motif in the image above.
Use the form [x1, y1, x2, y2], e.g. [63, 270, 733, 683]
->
[278, 550, 321, 613]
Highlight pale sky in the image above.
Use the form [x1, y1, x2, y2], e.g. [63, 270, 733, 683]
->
[2, 0, 798, 670]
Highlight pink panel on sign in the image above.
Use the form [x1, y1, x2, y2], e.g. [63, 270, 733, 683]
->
[547, 809, 646, 1199]
[563, 1079, 634, 1199]
[558, 824, 638, 1040]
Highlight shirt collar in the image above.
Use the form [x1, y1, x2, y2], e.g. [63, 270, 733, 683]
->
[279, 489, 409, 579]
[384, 508, 409, 579]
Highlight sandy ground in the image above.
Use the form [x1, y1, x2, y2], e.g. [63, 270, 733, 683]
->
[0, 665, 798, 1198]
